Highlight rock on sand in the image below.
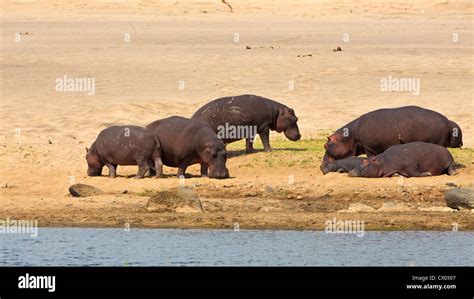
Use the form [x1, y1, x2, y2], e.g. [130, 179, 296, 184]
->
[69, 184, 104, 197]
[146, 188, 203, 213]
[445, 188, 474, 210]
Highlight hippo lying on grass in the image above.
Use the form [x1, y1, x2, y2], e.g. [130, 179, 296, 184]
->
[348, 142, 456, 178]
[146, 116, 229, 179]
[86, 125, 162, 178]
[321, 106, 463, 172]
[321, 157, 366, 175]
[192, 94, 301, 153]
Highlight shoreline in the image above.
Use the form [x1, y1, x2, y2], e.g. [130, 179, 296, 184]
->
[9, 224, 474, 232]
[2, 140, 473, 232]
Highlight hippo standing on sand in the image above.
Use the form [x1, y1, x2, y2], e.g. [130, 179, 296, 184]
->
[86, 125, 163, 178]
[146, 116, 229, 179]
[321, 106, 463, 171]
[191, 94, 301, 153]
[348, 142, 456, 178]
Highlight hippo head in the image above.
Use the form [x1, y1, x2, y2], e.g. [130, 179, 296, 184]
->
[201, 140, 229, 179]
[275, 107, 301, 141]
[323, 132, 356, 161]
[320, 151, 336, 173]
[348, 158, 378, 178]
[321, 161, 339, 175]
[85, 147, 104, 176]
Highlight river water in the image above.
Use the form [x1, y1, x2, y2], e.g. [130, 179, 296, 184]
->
[0, 228, 472, 266]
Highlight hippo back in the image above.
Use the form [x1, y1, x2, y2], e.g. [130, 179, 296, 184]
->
[354, 106, 452, 154]
[191, 94, 284, 130]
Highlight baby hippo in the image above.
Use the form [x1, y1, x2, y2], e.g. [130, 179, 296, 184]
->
[86, 125, 163, 178]
[321, 157, 366, 175]
[348, 142, 455, 178]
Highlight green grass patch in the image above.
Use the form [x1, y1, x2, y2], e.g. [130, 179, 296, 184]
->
[449, 147, 474, 167]
[226, 137, 327, 154]
[226, 138, 474, 169]
[226, 137, 326, 168]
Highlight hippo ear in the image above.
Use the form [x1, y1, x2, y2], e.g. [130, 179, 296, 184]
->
[85, 147, 89, 153]
[371, 156, 377, 162]
[327, 137, 330, 141]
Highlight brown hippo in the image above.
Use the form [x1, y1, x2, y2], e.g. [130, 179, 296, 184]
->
[348, 142, 456, 178]
[321, 106, 463, 172]
[191, 94, 301, 153]
[86, 125, 163, 178]
[146, 116, 229, 179]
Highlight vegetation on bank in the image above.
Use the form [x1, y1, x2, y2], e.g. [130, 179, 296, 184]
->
[226, 137, 474, 169]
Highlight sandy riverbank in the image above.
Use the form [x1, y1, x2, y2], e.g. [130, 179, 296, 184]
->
[1, 0, 473, 230]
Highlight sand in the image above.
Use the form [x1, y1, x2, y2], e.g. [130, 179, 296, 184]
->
[1, 0, 473, 230]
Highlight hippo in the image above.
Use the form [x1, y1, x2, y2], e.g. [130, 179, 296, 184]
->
[447, 120, 463, 148]
[146, 116, 229, 179]
[321, 157, 366, 175]
[348, 142, 456, 178]
[321, 106, 463, 171]
[86, 125, 163, 178]
[191, 94, 301, 153]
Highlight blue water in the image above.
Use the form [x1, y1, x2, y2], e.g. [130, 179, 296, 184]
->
[0, 228, 472, 266]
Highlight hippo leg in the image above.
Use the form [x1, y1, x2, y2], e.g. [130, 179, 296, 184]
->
[404, 168, 432, 177]
[148, 159, 156, 177]
[154, 157, 163, 178]
[200, 163, 209, 177]
[383, 170, 401, 177]
[259, 128, 272, 152]
[106, 163, 117, 178]
[364, 146, 377, 157]
[246, 138, 255, 153]
[177, 165, 188, 178]
[135, 163, 148, 179]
